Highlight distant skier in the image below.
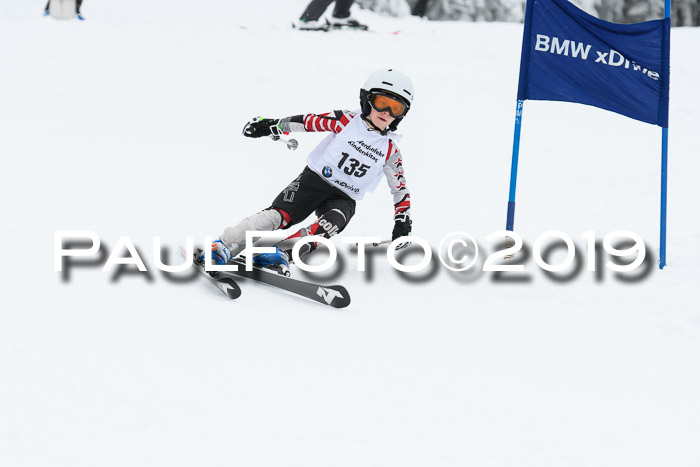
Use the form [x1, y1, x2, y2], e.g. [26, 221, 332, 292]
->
[295, 0, 368, 31]
[44, 0, 84, 20]
[412, 0, 432, 17]
[203, 69, 414, 276]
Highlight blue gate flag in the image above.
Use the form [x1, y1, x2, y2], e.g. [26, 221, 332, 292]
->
[517, 0, 670, 127]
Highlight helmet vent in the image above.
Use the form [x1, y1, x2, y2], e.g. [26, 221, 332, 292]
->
[381, 81, 393, 86]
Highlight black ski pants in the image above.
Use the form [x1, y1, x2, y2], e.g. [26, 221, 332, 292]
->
[300, 0, 354, 21]
[45, 0, 83, 13]
[412, 0, 431, 17]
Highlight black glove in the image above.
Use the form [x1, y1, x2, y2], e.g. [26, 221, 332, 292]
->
[242, 117, 283, 138]
[392, 213, 412, 250]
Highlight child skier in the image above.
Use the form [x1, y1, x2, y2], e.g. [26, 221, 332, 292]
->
[203, 68, 414, 275]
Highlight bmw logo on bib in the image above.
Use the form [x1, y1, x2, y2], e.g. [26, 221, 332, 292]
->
[322, 166, 333, 178]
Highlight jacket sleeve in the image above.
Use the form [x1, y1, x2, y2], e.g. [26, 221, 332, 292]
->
[383, 140, 411, 219]
[278, 110, 357, 134]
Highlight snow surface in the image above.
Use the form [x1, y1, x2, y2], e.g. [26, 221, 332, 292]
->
[1, 1, 699, 466]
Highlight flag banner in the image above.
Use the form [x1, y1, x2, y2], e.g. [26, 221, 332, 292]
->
[517, 0, 670, 127]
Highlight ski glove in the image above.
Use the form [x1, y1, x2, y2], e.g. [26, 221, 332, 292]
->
[242, 117, 283, 138]
[392, 213, 412, 250]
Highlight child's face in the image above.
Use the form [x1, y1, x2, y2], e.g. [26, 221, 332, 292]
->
[368, 107, 396, 131]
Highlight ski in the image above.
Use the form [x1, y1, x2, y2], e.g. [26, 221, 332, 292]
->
[292, 18, 369, 32]
[227, 257, 351, 309]
[186, 248, 242, 299]
[331, 23, 369, 31]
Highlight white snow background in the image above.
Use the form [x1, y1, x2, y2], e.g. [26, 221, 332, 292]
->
[1, 1, 699, 466]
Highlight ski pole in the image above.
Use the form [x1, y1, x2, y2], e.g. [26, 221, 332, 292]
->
[347, 239, 392, 253]
[270, 135, 298, 150]
[371, 239, 392, 247]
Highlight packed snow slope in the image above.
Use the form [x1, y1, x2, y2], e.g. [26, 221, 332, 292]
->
[1, 1, 699, 466]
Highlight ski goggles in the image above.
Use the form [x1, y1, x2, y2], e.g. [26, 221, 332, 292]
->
[369, 92, 408, 118]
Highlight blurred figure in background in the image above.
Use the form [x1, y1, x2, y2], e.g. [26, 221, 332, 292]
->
[44, 0, 84, 20]
[296, 0, 368, 30]
[411, 0, 431, 17]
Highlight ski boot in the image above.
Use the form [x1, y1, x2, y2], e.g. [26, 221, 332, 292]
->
[252, 247, 291, 277]
[199, 239, 232, 266]
[329, 16, 368, 30]
[294, 18, 330, 31]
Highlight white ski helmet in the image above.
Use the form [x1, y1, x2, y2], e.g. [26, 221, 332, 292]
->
[360, 68, 414, 132]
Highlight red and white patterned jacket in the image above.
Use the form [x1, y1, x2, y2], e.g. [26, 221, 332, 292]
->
[280, 110, 410, 219]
